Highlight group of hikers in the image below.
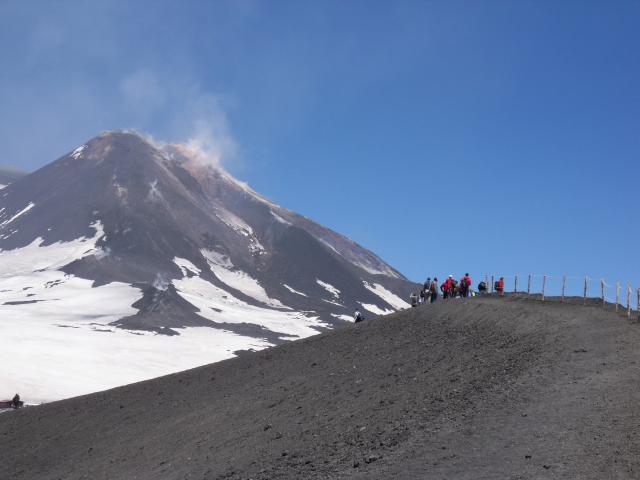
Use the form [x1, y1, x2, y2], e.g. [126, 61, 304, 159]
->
[409, 274, 505, 307]
[353, 274, 506, 321]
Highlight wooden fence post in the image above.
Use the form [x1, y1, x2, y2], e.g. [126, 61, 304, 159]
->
[561, 276, 566, 302]
[527, 274, 531, 295]
[615, 282, 620, 312]
[542, 275, 546, 301]
[491, 275, 494, 294]
[583, 276, 588, 305]
[627, 284, 631, 318]
[601, 279, 605, 307]
[514, 275, 518, 293]
[637, 288, 640, 321]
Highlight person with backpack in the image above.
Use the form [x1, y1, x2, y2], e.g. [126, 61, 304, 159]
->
[496, 277, 505, 296]
[440, 276, 451, 299]
[354, 310, 364, 323]
[430, 277, 439, 303]
[478, 281, 487, 294]
[11, 393, 20, 409]
[460, 273, 472, 298]
[419, 289, 426, 305]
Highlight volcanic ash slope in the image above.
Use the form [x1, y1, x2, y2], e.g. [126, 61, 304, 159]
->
[1, 295, 639, 480]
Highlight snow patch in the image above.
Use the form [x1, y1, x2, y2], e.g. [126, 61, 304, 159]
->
[214, 207, 266, 255]
[173, 275, 329, 339]
[0, 184, 6, 190]
[354, 261, 402, 278]
[0, 315, 269, 404]
[0, 221, 105, 272]
[173, 257, 202, 276]
[201, 248, 287, 309]
[331, 313, 354, 322]
[322, 299, 344, 307]
[316, 279, 340, 299]
[70, 145, 86, 159]
[359, 302, 394, 316]
[0, 202, 35, 227]
[200, 249, 233, 269]
[362, 281, 410, 310]
[283, 284, 307, 297]
[271, 210, 292, 226]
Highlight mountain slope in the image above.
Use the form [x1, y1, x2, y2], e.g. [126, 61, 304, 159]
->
[2, 296, 638, 480]
[0, 131, 416, 401]
[0, 167, 26, 189]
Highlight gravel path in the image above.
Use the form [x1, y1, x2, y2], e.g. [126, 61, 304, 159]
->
[2, 295, 639, 479]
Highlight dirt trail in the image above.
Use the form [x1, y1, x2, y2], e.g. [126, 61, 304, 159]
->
[1, 295, 639, 479]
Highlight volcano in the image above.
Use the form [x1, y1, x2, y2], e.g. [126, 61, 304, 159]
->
[0, 131, 415, 401]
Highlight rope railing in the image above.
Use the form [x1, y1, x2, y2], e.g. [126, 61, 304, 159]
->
[482, 273, 639, 319]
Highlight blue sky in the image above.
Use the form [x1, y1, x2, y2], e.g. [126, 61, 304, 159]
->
[0, 1, 638, 293]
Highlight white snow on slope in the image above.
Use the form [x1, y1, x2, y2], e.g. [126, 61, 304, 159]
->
[316, 279, 340, 298]
[0, 316, 269, 404]
[354, 261, 402, 279]
[322, 299, 344, 307]
[283, 284, 307, 297]
[271, 210, 292, 226]
[331, 313, 354, 322]
[172, 274, 329, 339]
[0, 221, 104, 273]
[70, 144, 86, 159]
[199, 252, 288, 309]
[0, 202, 35, 227]
[201, 249, 233, 268]
[359, 302, 394, 316]
[0, 184, 6, 190]
[317, 236, 401, 279]
[363, 281, 410, 310]
[214, 207, 266, 255]
[174, 257, 201, 276]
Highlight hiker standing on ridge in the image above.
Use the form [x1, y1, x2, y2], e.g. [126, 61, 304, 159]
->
[496, 277, 505, 296]
[354, 310, 364, 323]
[460, 273, 472, 298]
[11, 393, 20, 409]
[441, 276, 453, 299]
[430, 278, 438, 303]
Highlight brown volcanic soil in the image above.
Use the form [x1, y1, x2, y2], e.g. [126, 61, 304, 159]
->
[2, 295, 640, 479]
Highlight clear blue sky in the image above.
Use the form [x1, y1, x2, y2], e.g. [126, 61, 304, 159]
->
[1, 1, 638, 292]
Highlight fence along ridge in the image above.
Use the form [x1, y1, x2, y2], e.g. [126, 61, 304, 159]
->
[483, 273, 639, 319]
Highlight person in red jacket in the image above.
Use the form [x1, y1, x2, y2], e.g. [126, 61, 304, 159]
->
[441, 276, 453, 299]
[460, 273, 472, 298]
[496, 277, 505, 296]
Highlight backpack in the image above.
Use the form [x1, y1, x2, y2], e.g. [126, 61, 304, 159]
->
[494, 281, 500, 290]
